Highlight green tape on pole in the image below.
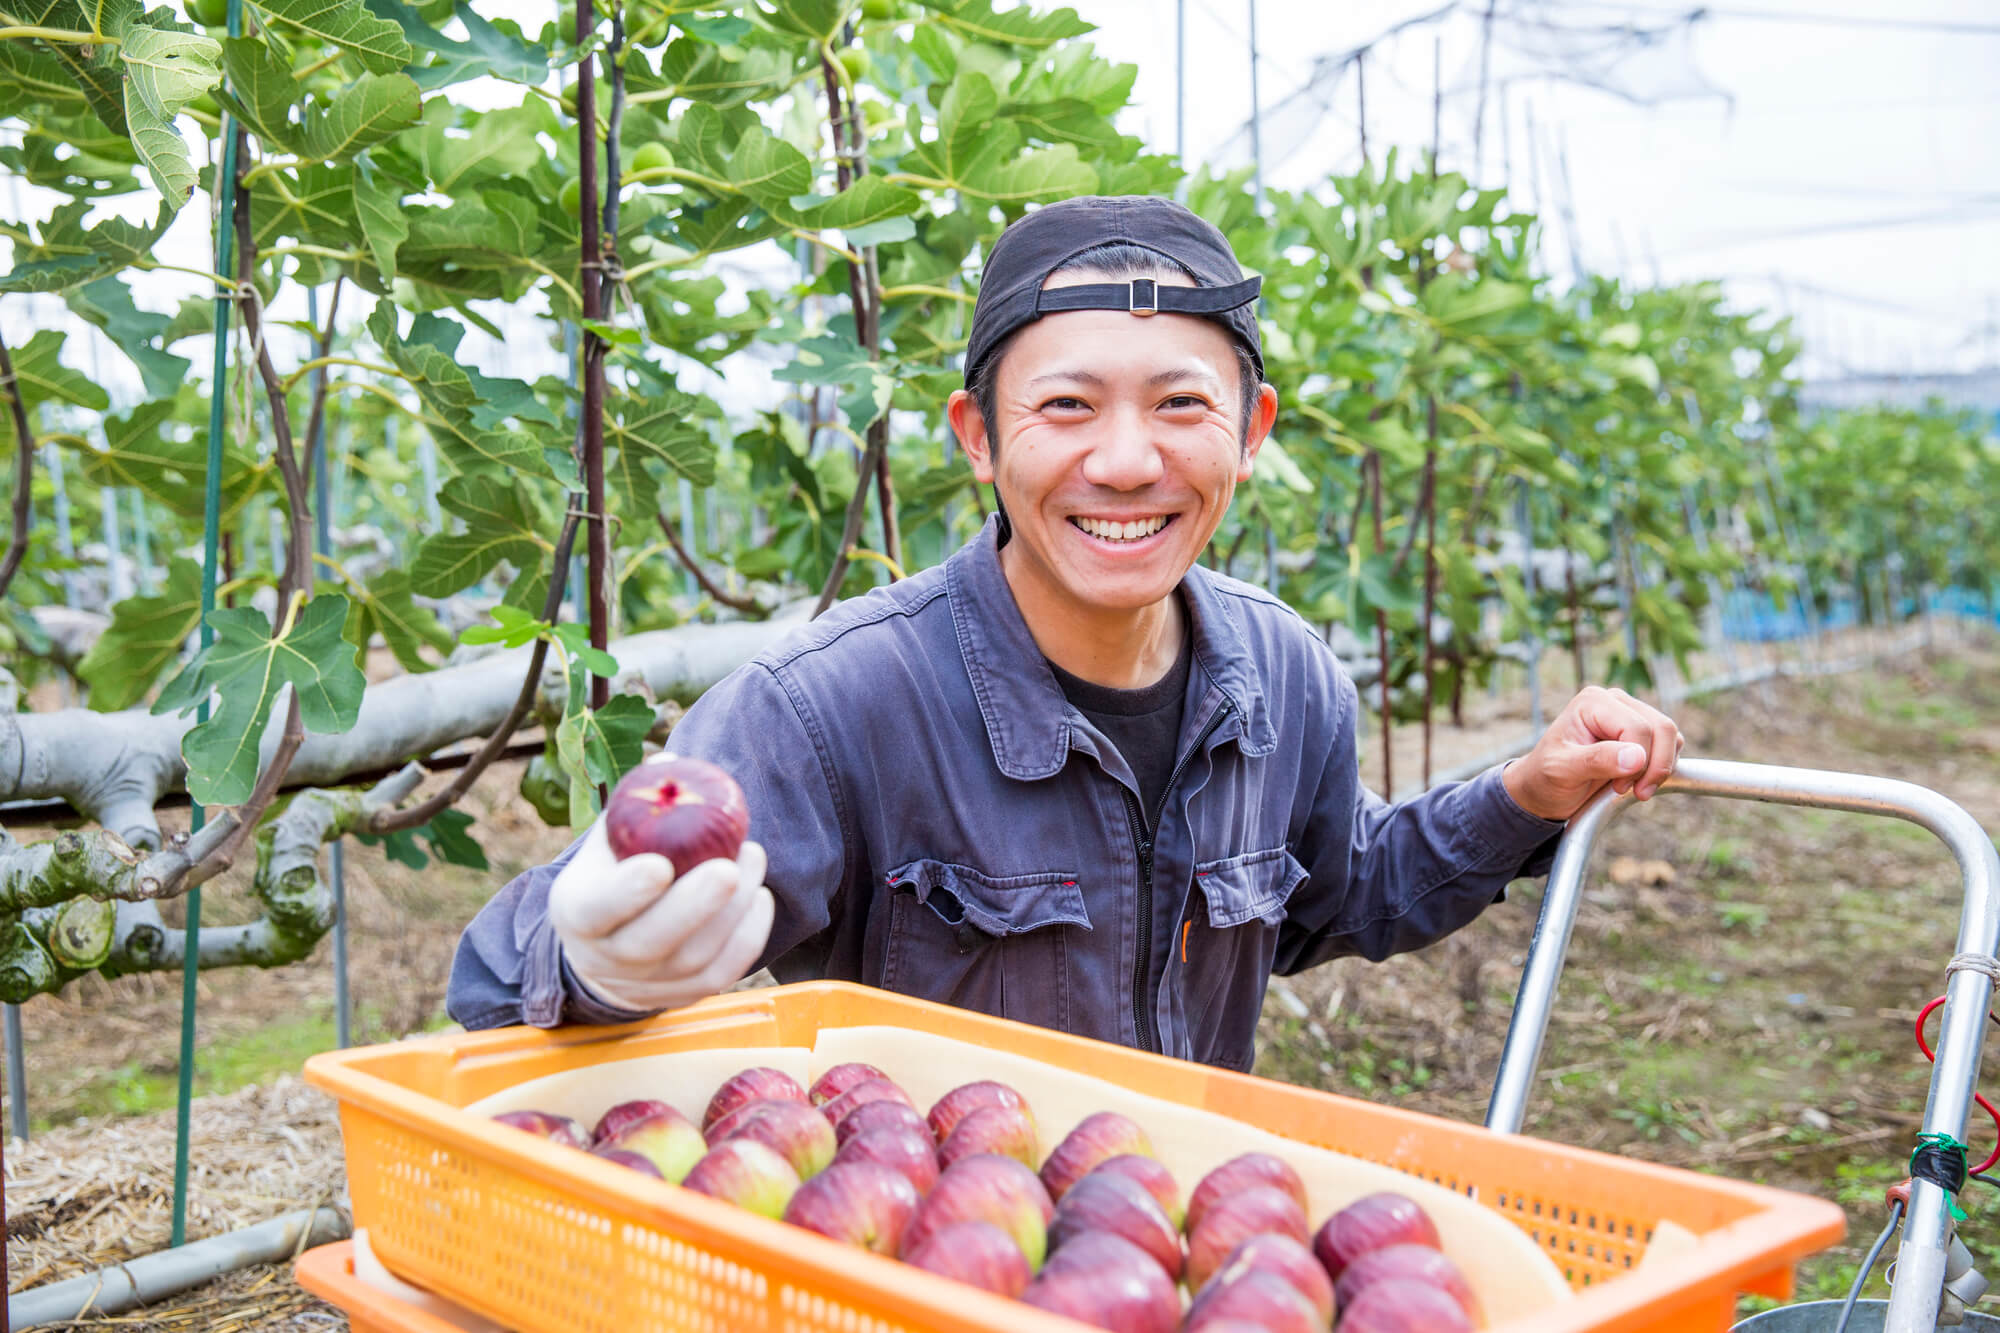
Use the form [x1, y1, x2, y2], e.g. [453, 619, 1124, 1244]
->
[173, 0, 242, 1244]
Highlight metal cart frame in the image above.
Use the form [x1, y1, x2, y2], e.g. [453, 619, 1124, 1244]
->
[1486, 757, 2000, 1332]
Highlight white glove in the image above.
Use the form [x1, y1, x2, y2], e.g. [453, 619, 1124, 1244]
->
[548, 815, 776, 1014]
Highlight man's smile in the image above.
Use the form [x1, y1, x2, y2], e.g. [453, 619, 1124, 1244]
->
[1068, 514, 1176, 545]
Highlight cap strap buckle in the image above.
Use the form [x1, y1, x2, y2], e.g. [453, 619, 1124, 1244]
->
[1128, 278, 1158, 317]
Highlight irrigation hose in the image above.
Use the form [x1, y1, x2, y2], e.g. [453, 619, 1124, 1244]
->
[1833, 1197, 1905, 1333]
[173, 0, 243, 1248]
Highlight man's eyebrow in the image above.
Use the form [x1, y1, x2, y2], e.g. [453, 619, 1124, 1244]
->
[1024, 370, 1105, 390]
[1023, 367, 1223, 391]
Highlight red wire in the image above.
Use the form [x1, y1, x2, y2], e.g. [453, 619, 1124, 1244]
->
[1914, 996, 2000, 1175]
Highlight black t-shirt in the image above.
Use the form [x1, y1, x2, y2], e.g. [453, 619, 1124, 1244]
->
[1047, 620, 1193, 833]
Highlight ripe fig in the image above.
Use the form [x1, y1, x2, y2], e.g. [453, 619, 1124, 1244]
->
[1333, 1242, 1479, 1321]
[1021, 1232, 1180, 1333]
[1185, 1152, 1308, 1235]
[782, 1161, 920, 1254]
[593, 1103, 706, 1183]
[1089, 1153, 1184, 1229]
[834, 1098, 928, 1146]
[833, 1126, 939, 1196]
[706, 1097, 794, 1146]
[902, 1220, 1032, 1297]
[1337, 1277, 1475, 1332]
[809, 1062, 890, 1107]
[1047, 1172, 1182, 1280]
[926, 1080, 1032, 1144]
[1312, 1192, 1441, 1283]
[715, 1099, 836, 1181]
[1185, 1185, 1310, 1291]
[900, 1154, 1053, 1270]
[603, 754, 749, 869]
[938, 1104, 1038, 1171]
[703, 1067, 808, 1133]
[1208, 1232, 1334, 1323]
[592, 1098, 677, 1146]
[681, 1138, 800, 1219]
[820, 1077, 916, 1128]
[591, 1147, 665, 1178]
[492, 1110, 590, 1151]
[1184, 1268, 1321, 1333]
[1040, 1110, 1153, 1203]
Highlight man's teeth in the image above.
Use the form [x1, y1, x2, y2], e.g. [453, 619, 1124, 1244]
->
[1073, 516, 1169, 541]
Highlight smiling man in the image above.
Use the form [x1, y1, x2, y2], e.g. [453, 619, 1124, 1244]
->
[448, 196, 1683, 1069]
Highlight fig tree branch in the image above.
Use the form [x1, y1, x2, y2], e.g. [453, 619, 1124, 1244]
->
[0, 815, 239, 916]
[812, 47, 898, 614]
[366, 507, 583, 834]
[0, 322, 34, 601]
[174, 157, 317, 882]
[299, 275, 343, 504]
[656, 510, 767, 616]
[232, 179, 314, 610]
[601, 4, 626, 246]
[0, 766, 426, 999]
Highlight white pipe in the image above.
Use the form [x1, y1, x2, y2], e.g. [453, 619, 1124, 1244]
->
[10, 1207, 348, 1327]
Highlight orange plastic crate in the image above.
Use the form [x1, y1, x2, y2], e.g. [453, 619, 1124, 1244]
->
[303, 980, 1843, 1333]
[295, 1241, 474, 1333]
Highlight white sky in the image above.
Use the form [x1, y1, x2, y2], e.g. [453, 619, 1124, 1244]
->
[5, 0, 1995, 410]
[1086, 0, 1999, 381]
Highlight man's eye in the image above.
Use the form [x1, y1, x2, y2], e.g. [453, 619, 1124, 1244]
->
[1041, 397, 1088, 412]
[1162, 394, 1209, 410]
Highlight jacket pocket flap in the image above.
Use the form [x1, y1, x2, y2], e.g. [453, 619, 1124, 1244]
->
[1193, 846, 1307, 929]
[885, 860, 1092, 937]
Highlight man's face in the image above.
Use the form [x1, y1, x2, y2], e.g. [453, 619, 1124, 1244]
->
[949, 271, 1276, 624]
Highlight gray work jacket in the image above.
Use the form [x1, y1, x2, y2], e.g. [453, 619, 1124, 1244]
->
[448, 517, 1564, 1070]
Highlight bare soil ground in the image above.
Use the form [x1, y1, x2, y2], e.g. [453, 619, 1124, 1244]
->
[6, 621, 1998, 1326]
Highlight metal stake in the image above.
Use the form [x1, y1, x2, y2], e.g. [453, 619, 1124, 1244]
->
[1515, 481, 1542, 734]
[4, 1005, 26, 1141]
[44, 443, 75, 605]
[131, 490, 156, 593]
[177, 51, 244, 1245]
[101, 486, 130, 602]
[678, 477, 699, 599]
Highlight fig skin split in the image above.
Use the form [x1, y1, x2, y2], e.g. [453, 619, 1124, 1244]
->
[604, 754, 750, 868]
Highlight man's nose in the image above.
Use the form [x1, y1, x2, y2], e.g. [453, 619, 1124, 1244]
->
[1079, 407, 1165, 491]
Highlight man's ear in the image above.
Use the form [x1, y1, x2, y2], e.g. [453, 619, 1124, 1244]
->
[947, 389, 996, 484]
[1237, 381, 1280, 482]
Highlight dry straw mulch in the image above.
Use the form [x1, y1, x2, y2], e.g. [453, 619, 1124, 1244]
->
[7, 1075, 348, 1329]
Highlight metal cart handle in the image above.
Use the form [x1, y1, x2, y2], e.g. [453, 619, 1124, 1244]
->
[1484, 757, 2000, 1333]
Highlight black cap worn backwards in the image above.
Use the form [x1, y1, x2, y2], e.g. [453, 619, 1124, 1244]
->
[963, 195, 1264, 390]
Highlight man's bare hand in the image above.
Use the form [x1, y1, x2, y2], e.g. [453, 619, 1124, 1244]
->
[1502, 686, 1685, 822]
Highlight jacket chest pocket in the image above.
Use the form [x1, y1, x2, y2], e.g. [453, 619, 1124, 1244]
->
[1179, 846, 1308, 1070]
[880, 860, 1091, 1036]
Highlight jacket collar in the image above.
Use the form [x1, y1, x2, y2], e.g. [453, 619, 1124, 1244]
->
[945, 516, 1276, 781]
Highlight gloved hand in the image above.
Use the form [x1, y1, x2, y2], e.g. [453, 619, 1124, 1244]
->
[548, 815, 775, 1014]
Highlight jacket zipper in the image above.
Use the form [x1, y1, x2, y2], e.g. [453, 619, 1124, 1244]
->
[1126, 699, 1232, 1055]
